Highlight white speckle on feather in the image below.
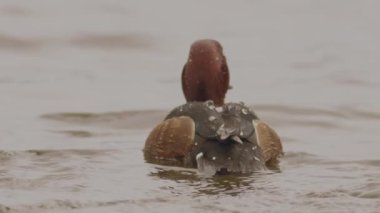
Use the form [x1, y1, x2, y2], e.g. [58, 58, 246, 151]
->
[205, 100, 215, 110]
[208, 116, 216, 122]
[232, 135, 243, 144]
[212, 156, 216, 161]
[196, 152, 204, 161]
[241, 108, 249, 115]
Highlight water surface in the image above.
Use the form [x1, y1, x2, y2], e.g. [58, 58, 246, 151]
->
[1, 0, 380, 212]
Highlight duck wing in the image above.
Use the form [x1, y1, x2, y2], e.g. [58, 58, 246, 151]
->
[144, 116, 195, 167]
[253, 120, 283, 166]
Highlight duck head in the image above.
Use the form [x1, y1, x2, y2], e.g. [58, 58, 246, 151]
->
[182, 39, 230, 106]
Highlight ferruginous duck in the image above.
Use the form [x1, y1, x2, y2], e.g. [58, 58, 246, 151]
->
[182, 39, 229, 106]
[143, 39, 283, 174]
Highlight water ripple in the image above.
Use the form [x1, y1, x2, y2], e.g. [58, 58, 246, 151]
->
[0, 33, 154, 52]
[1, 198, 170, 213]
[0, 34, 45, 50]
[350, 181, 380, 199]
[41, 110, 166, 129]
[69, 33, 153, 50]
[40, 105, 380, 133]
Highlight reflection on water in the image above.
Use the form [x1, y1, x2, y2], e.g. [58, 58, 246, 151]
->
[1, 0, 380, 212]
[149, 167, 277, 196]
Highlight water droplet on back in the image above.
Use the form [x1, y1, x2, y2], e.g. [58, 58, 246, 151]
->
[215, 107, 223, 113]
[241, 108, 249, 115]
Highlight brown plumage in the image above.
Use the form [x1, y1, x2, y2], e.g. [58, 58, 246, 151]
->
[182, 39, 229, 106]
[143, 116, 195, 166]
[253, 120, 283, 166]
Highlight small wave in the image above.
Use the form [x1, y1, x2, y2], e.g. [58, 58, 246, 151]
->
[69, 33, 154, 50]
[41, 110, 166, 129]
[335, 78, 380, 88]
[348, 160, 380, 167]
[350, 182, 380, 199]
[0, 149, 121, 191]
[284, 152, 380, 168]
[282, 152, 349, 167]
[305, 189, 349, 198]
[41, 105, 380, 133]
[2, 198, 169, 213]
[342, 107, 380, 120]
[50, 130, 97, 138]
[276, 119, 340, 128]
[284, 151, 317, 158]
[0, 34, 45, 50]
[351, 189, 380, 199]
[0, 33, 153, 53]
[26, 149, 117, 158]
[249, 104, 380, 131]
[0, 149, 117, 161]
[254, 104, 380, 121]
[0, 204, 11, 213]
[0, 150, 17, 160]
[253, 104, 344, 118]
[249, 104, 344, 129]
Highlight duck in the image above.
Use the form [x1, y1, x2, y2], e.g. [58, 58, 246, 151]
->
[144, 39, 283, 174]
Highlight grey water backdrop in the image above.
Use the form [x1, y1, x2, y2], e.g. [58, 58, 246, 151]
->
[1, 0, 380, 212]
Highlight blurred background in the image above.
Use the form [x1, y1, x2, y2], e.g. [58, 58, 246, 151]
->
[1, 0, 379, 212]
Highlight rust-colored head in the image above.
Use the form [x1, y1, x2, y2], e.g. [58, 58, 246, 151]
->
[182, 39, 230, 106]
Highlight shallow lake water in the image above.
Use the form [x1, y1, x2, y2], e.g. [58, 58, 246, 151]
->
[1, 0, 380, 212]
